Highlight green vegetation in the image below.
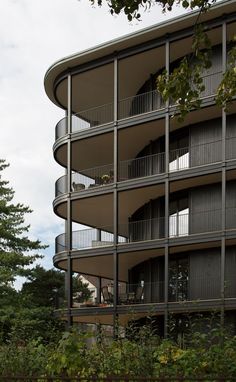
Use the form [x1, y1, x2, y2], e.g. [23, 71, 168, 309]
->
[1, 320, 236, 378]
[0, 160, 91, 345]
[0, 159, 46, 287]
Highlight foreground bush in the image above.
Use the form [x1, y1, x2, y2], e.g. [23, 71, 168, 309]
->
[1, 324, 236, 378]
[0, 339, 49, 377]
[46, 327, 236, 379]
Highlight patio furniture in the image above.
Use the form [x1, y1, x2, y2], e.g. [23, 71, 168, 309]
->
[128, 285, 144, 304]
[72, 182, 85, 191]
[102, 286, 113, 304]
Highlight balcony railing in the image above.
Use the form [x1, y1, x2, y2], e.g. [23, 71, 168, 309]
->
[55, 164, 114, 197]
[118, 89, 164, 120]
[200, 70, 222, 98]
[56, 72, 222, 139]
[119, 152, 166, 181]
[226, 135, 236, 160]
[70, 276, 236, 309]
[55, 208, 236, 254]
[55, 227, 127, 254]
[119, 208, 225, 242]
[55, 136, 236, 196]
[117, 277, 222, 305]
[55, 71, 222, 139]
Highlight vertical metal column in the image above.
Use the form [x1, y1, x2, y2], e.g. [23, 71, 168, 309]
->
[97, 276, 102, 305]
[66, 73, 73, 328]
[113, 55, 119, 336]
[221, 21, 227, 326]
[164, 39, 170, 338]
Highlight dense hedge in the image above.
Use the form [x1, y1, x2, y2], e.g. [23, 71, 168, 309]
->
[1, 323, 236, 379]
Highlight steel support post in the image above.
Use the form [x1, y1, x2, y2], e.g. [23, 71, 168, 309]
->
[220, 21, 227, 327]
[113, 55, 119, 337]
[164, 40, 170, 338]
[97, 276, 102, 305]
[66, 73, 73, 328]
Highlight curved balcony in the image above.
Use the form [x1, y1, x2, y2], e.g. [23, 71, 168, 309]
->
[60, 275, 235, 310]
[58, 276, 236, 311]
[55, 71, 222, 140]
[55, 103, 114, 140]
[116, 273, 235, 306]
[55, 163, 114, 197]
[55, 136, 236, 197]
[55, 207, 236, 255]
[55, 226, 127, 254]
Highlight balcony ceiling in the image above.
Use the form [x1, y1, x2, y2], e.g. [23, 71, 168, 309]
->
[44, 0, 236, 109]
[56, 63, 114, 113]
[72, 132, 114, 172]
[56, 239, 229, 280]
[119, 119, 165, 161]
[70, 248, 164, 281]
[56, 183, 165, 230]
[52, 27, 223, 112]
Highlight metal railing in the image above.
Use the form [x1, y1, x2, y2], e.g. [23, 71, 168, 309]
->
[55, 135, 236, 196]
[55, 208, 236, 254]
[118, 89, 164, 120]
[117, 277, 223, 305]
[200, 70, 222, 98]
[55, 71, 223, 140]
[55, 227, 127, 254]
[226, 135, 236, 160]
[118, 281, 163, 304]
[119, 152, 165, 181]
[71, 275, 235, 309]
[55, 164, 114, 197]
[73, 103, 114, 131]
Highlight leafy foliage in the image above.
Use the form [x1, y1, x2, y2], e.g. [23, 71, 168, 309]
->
[45, 321, 236, 379]
[0, 339, 50, 377]
[157, 24, 212, 121]
[89, 0, 216, 21]
[0, 317, 236, 378]
[216, 39, 236, 108]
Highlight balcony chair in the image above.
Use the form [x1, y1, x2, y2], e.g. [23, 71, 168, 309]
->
[101, 286, 113, 304]
[128, 285, 144, 304]
[72, 182, 85, 191]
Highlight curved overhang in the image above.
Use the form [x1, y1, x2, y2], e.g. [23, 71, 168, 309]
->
[44, 0, 236, 109]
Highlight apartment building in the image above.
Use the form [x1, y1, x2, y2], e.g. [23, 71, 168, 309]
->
[44, 0, 236, 337]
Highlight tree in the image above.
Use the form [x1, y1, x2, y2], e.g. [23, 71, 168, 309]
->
[20, 266, 65, 308]
[0, 160, 46, 288]
[0, 160, 52, 343]
[88, 0, 236, 120]
[20, 266, 93, 308]
[0, 266, 93, 344]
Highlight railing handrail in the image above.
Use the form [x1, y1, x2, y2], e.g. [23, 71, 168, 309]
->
[55, 71, 223, 139]
[56, 206, 233, 242]
[55, 206, 236, 253]
[118, 88, 160, 104]
[74, 101, 114, 117]
[55, 134, 236, 197]
[73, 162, 113, 174]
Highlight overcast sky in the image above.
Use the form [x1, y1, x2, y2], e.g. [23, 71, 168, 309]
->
[0, 0, 186, 275]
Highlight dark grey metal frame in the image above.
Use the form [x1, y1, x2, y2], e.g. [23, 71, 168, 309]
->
[57, 16, 236, 336]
